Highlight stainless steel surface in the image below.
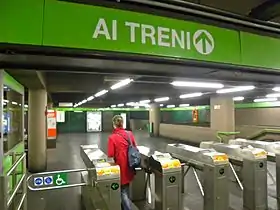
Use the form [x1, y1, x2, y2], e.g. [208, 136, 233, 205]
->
[167, 143, 229, 166]
[229, 139, 280, 159]
[6, 153, 26, 176]
[243, 159, 268, 210]
[80, 144, 121, 210]
[167, 143, 229, 210]
[138, 146, 182, 210]
[201, 141, 267, 161]
[7, 174, 26, 207]
[229, 163, 243, 191]
[201, 141, 268, 210]
[0, 176, 8, 210]
[130, 169, 146, 201]
[1, 152, 27, 210]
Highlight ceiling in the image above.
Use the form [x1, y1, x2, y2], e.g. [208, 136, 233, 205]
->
[151, 0, 280, 23]
[6, 69, 280, 108]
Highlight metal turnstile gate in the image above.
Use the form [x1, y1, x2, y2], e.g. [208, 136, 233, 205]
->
[167, 143, 230, 210]
[130, 146, 182, 210]
[27, 145, 121, 210]
[201, 141, 268, 210]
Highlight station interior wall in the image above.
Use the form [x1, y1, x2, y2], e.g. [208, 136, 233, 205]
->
[56, 107, 280, 138]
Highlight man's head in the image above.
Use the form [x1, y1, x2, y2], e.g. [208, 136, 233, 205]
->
[112, 115, 123, 129]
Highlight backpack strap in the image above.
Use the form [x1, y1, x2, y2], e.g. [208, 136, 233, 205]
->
[116, 131, 132, 145]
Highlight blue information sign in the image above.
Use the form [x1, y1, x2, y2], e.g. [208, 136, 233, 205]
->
[34, 177, 43, 186]
[44, 176, 53, 185]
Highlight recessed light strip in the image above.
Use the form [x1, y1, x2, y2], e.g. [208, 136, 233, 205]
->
[111, 78, 133, 90]
[171, 81, 224, 89]
[217, 86, 255, 94]
[254, 98, 278, 103]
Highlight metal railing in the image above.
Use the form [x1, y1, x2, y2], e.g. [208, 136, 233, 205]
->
[0, 152, 27, 210]
[216, 131, 240, 143]
[26, 168, 88, 191]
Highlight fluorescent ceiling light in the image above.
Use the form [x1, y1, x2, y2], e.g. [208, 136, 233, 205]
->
[111, 105, 116, 108]
[171, 81, 224, 89]
[160, 104, 164, 107]
[87, 96, 94, 101]
[233, 96, 244, 101]
[95, 89, 108, 97]
[73, 104, 78, 107]
[117, 103, 124, 107]
[167, 105, 175, 108]
[254, 98, 278, 103]
[273, 87, 280, 92]
[179, 104, 190, 107]
[12, 101, 17, 105]
[266, 93, 280, 98]
[126, 102, 135, 106]
[216, 86, 255, 94]
[139, 100, 150, 104]
[4, 100, 9, 103]
[81, 99, 87, 104]
[134, 106, 140, 109]
[179, 92, 203, 99]
[110, 78, 133, 90]
[154, 97, 169, 102]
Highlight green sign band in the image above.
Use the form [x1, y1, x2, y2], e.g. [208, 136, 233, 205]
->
[2, 0, 280, 70]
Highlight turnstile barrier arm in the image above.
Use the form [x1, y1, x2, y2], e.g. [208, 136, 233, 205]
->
[192, 167, 204, 197]
[229, 163, 243, 191]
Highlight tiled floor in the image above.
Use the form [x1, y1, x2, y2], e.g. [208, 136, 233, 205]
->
[27, 131, 278, 210]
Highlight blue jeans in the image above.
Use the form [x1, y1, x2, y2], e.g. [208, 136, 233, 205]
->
[121, 184, 132, 210]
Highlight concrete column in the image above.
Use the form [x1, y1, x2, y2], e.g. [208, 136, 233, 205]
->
[210, 96, 235, 134]
[28, 89, 47, 172]
[149, 104, 160, 137]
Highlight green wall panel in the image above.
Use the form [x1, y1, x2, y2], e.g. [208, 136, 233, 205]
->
[161, 110, 208, 124]
[0, 0, 44, 45]
[241, 32, 280, 70]
[57, 111, 86, 133]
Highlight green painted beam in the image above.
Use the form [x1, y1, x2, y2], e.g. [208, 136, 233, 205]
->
[3, 71, 24, 95]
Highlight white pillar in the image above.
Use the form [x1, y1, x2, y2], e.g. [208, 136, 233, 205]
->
[210, 96, 235, 133]
[28, 89, 47, 172]
[149, 104, 160, 137]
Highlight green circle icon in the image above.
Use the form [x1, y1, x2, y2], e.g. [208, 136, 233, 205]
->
[169, 176, 176, 183]
[111, 183, 119, 190]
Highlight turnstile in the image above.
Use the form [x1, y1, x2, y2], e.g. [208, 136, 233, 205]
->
[130, 146, 153, 204]
[166, 143, 229, 210]
[229, 138, 280, 208]
[130, 146, 182, 210]
[200, 141, 268, 210]
[80, 145, 121, 210]
[229, 138, 280, 161]
[149, 151, 182, 210]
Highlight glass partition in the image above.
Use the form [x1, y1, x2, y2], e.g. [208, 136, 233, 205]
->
[0, 71, 24, 175]
[3, 87, 23, 152]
